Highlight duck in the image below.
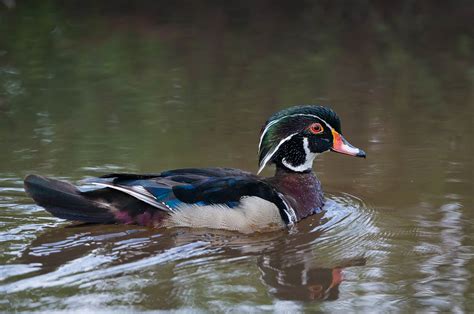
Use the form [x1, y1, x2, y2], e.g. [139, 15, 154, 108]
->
[24, 105, 366, 233]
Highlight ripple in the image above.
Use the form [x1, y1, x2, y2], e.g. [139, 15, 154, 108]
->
[0, 263, 42, 281]
[277, 192, 382, 264]
[0, 190, 378, 307]
[2, 177, 470, 311]
[0, 241, 217, 293]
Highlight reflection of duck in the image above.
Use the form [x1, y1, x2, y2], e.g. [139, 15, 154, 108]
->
[258, 253, 365, 301]
[24, 105, 365, 233]
[254, 216, 366, 302]
[13, 218, 365, 303]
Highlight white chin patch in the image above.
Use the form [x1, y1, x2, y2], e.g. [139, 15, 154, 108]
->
[282, 137, 316, 172]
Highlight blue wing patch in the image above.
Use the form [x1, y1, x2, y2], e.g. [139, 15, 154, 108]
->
[95, 168, 292, 224]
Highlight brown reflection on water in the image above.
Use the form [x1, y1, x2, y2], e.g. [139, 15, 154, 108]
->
[0, 1, 472, 312]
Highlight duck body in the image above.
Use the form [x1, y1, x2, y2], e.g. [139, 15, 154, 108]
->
[24, 105, 365, 233]
[24, 167, 322, 233]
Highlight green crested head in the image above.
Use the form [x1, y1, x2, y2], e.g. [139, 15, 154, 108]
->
[258, 105, 365, 174]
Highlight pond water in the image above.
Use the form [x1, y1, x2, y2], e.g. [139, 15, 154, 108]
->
[0, 2, 472, 312]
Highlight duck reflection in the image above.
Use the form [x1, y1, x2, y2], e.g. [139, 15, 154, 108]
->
[16, 219, 365, 303]
[257, 253, 366, 301]
[258, 254, 342, 301]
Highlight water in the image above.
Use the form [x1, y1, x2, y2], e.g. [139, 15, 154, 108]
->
[0, 1, 473, 312]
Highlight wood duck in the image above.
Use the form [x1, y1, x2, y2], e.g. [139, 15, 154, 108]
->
[24, 105, 366, 233]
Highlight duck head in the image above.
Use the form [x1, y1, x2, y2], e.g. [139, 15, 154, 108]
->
[258, 105, 366, 174]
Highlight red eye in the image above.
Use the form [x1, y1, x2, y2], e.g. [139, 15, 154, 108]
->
[309, 123, 323, 134]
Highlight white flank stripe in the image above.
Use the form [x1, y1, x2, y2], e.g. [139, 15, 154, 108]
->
[91, 183, 174, 212]
[278, 192, 297, 224]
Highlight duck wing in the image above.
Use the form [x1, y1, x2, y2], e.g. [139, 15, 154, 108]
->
[25, 168, 296, 228]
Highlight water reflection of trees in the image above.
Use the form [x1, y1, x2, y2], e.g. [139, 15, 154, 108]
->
[0, 1, 471, 174]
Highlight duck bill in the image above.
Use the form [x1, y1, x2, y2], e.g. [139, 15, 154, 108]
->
[331, 130, 366, 158]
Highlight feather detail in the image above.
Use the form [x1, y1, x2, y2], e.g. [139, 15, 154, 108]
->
[91, 182, 174, 212]
[258, 133, 298, 174]
[164, 196, 285, 233]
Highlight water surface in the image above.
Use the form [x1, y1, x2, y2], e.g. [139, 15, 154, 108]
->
[0, 1, 473, 312]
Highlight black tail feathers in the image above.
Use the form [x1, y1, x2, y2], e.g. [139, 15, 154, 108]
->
[24, 174, 116, 223]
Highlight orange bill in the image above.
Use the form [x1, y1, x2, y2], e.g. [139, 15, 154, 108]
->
[331, 129, 366, 158]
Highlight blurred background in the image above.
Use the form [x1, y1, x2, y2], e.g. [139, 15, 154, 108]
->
[0, 0, 473, 312]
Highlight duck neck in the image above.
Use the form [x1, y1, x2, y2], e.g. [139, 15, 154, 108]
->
[270, 165, 325, 220]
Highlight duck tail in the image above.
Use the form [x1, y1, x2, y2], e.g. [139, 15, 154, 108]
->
[24, 174, 116, 223]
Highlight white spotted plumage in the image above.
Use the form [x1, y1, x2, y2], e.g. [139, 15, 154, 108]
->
[281, 137, 316, 172]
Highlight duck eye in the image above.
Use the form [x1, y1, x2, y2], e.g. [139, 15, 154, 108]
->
[309, 123, 323, 134]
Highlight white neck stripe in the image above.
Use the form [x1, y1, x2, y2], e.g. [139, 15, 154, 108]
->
[257, 133, 298, 174]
